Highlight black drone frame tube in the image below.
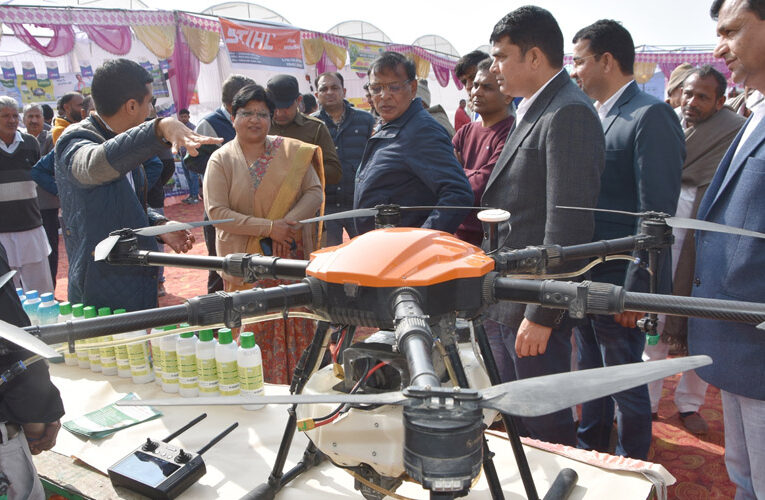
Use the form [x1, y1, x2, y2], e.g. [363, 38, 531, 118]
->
[492, 278, 765, 325]
[392, 292, 440, 388]
[114, 250, 309, 281]
[27, 283, 315, 345]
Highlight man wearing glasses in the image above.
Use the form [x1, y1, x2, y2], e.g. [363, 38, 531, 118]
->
[353, 51, 473, 235]
[266, 74, 342, 185]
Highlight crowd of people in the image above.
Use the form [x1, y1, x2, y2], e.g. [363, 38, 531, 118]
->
[2, 1, 765, 498]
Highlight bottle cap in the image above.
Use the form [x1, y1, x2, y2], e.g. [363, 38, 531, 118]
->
[114, 308, 126, 315]
[25, 290, 39, 300]
[97, 307, 111, 316]
[83, 306, 96, 319]
[240, 332, 255, 349]
[218, 328, 233, 344]
[15, 288, 23, 297]
[40, 292, 55, 303]
[199, 329, 214, 342]
[163, 324, 177, 331]
[59, 301, 72, 315]
[180, 322, 190, 328]
[180, 330, 195, 338]
[72, 303, 84, 317]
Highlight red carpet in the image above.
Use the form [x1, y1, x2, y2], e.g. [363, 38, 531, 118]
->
[52, 197, 733, 499]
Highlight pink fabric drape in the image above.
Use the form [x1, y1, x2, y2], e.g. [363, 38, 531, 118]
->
[79, 25, 132, 55]
[316, 51, 338, 75]
[452, 70, 464, 91]
[658, 62, 677, 79]
[167, 24, 199, 112]
[432, 63, 451, 88]
[8, 23, 75, 57]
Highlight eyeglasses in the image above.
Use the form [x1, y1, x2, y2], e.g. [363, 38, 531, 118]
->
[237, 110, 271, 121]
[367, 80, 412, 96]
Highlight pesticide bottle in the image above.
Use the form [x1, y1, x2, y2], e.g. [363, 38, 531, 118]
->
[196, 329, 218, 396]
[112, 309, 131, 378]
[126, 324, 154, 384]
[58, 302, 78, 366]
[22, 290, 41, 325]
[15, 288, 23, 300]
[237, 332, 264, 410]
[177, 327, 198, 398]
[149, 325, 165, 384]
[74, 304, 90, 368]
[160, 325, 179, 393]
[215, 328, 239, 396]
[92, 307, 115, 375]
[80, 306, 98, 369]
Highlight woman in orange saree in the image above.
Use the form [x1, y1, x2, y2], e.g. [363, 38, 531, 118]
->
[203, 83, 324, 384]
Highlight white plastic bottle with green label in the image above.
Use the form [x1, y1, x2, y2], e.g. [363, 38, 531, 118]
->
[112, 309, 132, 377]
[237, 332, 264, 410]
[149, 325, 165, 384]
[74, 304, 90, 368]
[126, 327, 154, 384]
[160, 325, 179, 393]
[177, 328, 198, 398]
[57, 302, 78, 366]
[215, 328, 239, 396]
[196, 329, 218, 396]
[97, 307, 117, 375]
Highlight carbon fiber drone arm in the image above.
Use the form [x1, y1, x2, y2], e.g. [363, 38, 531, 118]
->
[487, 275, 765, 325]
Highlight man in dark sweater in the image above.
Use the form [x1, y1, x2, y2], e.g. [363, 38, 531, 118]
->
[0, 96, 52, 294]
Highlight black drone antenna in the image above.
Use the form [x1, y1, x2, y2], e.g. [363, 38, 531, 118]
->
[162, 413, 207, 443]
[196, 422, 239, 455]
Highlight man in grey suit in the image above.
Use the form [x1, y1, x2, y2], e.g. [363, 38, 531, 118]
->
[482, 6, 605, 446]
[690, 1, 765, 497]
[570, 20, 685, 460]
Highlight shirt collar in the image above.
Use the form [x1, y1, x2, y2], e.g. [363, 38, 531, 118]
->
[0, 131, 23, 154]
[221, 106, 231, 122]
[516, 69, 565, 125]
[596, 80, 633, 122]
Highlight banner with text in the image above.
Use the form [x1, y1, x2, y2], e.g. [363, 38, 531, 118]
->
[220, 18, 304, 69]
[348, 40, 386, 73]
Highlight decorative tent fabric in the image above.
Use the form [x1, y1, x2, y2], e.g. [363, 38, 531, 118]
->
[301, 31, 348, 72]
[563, 52, 731, 83]
[178, 12, 220, 64]
[387, 44, 458, 88]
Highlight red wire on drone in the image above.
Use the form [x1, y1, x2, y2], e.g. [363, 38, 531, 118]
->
[331, 327, 348, 364]
[313, 361, 388, 428]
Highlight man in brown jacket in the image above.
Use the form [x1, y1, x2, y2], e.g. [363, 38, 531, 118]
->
[267, 75, 342, 185]
[644, 65, 745, 435]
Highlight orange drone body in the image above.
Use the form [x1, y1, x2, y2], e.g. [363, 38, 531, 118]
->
[307, 228, 495, 287]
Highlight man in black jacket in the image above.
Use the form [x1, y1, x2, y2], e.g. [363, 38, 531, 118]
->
[313, 72, 375, 245]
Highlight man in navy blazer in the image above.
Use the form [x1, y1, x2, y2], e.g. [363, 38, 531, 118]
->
[690, 1, 765, 497]
[570, 20, 685, 459]
[482, 6, 605, 446]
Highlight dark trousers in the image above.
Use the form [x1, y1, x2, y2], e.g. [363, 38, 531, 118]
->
[41, 208, 59, 287]
[324, 208, 358, 246]
[574, 315, 652, 459]
[484, 318, 577, 446]
[203, 212, 223, 293]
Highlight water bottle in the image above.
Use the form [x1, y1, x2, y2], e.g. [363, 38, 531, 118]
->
[75, 304, 91, 368]
[160, 325, 180, 393]
[113, 309, 132, 378]
[22, 290, 41, 325]
[58, 302, 78, 366]
[237, 332, 264, 410]
[177, 328, 198, 398]
[215, 328, 239, 396]
[196, 329, 218, 396]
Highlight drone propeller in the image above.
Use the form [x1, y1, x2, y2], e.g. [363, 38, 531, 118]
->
[300, 205, 482, 224]
[0, 270, 17, 289]
[0, 319, 62, 359]
[94, 219, 234, 261]
[118, 356, 710, 417]
[557, 206, 765, 240]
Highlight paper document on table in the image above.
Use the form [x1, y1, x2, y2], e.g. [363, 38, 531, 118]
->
[63, 393, 162, 439]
